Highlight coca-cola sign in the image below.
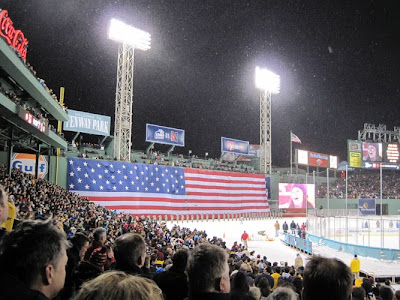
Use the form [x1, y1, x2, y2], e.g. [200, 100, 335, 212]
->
[0, 9, 28, 61]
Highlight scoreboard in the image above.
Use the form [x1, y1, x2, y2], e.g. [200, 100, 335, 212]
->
[348, 140, 400, 169]
[385, 143, 400, 163]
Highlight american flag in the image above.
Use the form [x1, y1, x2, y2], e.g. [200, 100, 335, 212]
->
[291, 132, 302, 144]
[67, 158, 270, 217]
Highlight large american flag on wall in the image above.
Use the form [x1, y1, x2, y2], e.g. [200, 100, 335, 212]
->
[67, 158, 270, 217]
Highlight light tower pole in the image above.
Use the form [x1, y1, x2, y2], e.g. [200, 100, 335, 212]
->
[255, 67, 280, 174]
[108, 19, 151, 160]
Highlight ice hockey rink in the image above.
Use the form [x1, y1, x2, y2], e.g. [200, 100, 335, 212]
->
[167, 217, 400, 285]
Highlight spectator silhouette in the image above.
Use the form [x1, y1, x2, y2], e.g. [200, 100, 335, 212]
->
[153, 249, 189, 300]
[186, 243, 230, 299]
[302, 256, 352, 300]
[0, 219, 70, 300]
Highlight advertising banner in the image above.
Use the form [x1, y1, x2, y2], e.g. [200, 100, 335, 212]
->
[308, 151, 329, 167]
[146, 124, 185, 147]
[358, 198, 376, 215]
[348, 140, 362, 168]
[349, 152, 362, 168]
[278, 183, 315, 209]
[297, 149, 308, 165]
[63, 109, 111, 136]
[347, 140, 363, 168]
[0, 10, 29, 61]
[329, 155, 338, 169]
[221, 137, 249, 155]
[11, 153, 48, 178]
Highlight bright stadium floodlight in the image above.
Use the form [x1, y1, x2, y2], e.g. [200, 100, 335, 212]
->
[255, 66, 280, 175]
[108, 18, 151, 51]
[109, 19, 151, 161]
[255, 66, 280, 94]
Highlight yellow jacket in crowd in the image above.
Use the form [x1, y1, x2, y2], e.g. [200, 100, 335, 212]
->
[271, 272, 281, 289]
[1, 202, 15, 231]
[350, 257, 360, 273]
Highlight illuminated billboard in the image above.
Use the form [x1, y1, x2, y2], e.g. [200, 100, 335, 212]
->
[145, 124, 185, 147]
[297, 149, 336, 168]
[384, 143, 400, 164]
[18, 107, 49, 135]
[329, 156, 338, 169]
[348, 140, 400, 168]
[348, 140, 362, 168]
[308, 151, 329, 167]
[64, 109, 111, 136]
[0, 10, 29, 61]
[362, 142, 383, 162]
[278, 183, 315, 209]
[221, 137, 249, 155]
[297, 149, 308, 165]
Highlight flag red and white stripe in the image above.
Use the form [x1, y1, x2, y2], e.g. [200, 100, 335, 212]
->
[76, 168, 270, 217]
[291, 132, 301, 144]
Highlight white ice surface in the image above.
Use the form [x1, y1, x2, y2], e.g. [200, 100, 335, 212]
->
[166, 217, 400, 284]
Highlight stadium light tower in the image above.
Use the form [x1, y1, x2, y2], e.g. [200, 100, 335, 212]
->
[255, 67, 280, 174]
[108, 19, 151, 160]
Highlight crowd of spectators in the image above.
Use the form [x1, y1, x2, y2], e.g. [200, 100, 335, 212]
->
[0, 82, 64, 136]
[0, 164, 399, 299]
[317, 169, 400, 199]
[0, 85, 19, 104]
[65, 147, 260, 174]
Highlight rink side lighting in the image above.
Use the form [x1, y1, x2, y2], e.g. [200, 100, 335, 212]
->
[255, 67, 280, 94]
[108, 18, 151, 51]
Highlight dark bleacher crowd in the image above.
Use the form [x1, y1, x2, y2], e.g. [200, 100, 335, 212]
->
[0, 165, 399, 300]
[0, 83, 64, 136]
[67, 146, 260, 174]
[317, 170, 400, 199]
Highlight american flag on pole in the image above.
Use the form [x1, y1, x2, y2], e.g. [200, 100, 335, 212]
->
[67, 158, 270, 217]
[291, 132, 301, 144]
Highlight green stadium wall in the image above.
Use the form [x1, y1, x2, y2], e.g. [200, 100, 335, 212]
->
[1, 151, 400, 215]
[0, 151, 9, 170]
[48, 156, 68, 188]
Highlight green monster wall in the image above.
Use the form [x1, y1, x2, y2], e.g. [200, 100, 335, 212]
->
[2, 151, 400, 215]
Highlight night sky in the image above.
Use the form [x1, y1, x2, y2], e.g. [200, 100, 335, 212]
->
[3, 1, 400, 167]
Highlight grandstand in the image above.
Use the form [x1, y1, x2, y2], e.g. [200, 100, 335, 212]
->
[0, 12, 68, 182]
[1, 7, 400, 298]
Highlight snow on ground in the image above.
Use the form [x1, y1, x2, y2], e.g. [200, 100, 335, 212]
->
[167, 217, 308, 265]
[167, 217, 400, 284]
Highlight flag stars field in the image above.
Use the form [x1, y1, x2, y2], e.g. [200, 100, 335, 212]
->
[67, 158, 269, 216]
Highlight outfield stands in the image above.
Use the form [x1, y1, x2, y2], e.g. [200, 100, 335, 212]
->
[317, 169, 400, 199]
